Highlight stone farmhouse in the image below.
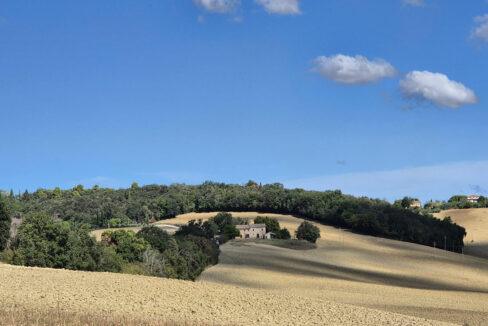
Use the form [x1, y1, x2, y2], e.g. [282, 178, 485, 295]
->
[236, 223, 266, 239]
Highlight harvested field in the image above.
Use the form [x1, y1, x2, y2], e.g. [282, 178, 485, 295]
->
[0, 263, 452, 326]
[435, 208, 488, 260]
[2, 211, 487, 325]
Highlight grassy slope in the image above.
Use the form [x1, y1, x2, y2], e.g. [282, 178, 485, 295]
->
[435, 208, 488, 260]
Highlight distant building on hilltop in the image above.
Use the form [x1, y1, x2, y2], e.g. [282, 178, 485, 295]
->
[236, 223, 266, 239]
[467, 195, 480, 203]
[410, 200, 422, 208]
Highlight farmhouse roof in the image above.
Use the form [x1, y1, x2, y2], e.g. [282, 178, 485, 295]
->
[236, 223, 266, 230]
[468, 195, 480, 199]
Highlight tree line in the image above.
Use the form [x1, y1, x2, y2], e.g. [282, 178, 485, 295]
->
[2, 181, 466, 252]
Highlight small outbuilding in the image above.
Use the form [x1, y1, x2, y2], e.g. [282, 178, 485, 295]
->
[265, 232, 276, 239]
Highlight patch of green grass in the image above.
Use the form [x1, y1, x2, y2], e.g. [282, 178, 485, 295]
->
[234, 238, 317, 250]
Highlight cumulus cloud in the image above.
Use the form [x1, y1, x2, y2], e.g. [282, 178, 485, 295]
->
[471, 14, 488, 44]
[403, 0, 426, 7]
[399, 71, 478, 109]
[255, 0, 301, 15]
[194, 0, 240, 13]
[312, 54, 397, 85]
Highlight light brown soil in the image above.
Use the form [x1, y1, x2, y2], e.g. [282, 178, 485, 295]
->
[435, 208, 488, 260]
[0, 262, 453, 326]
[2, 211, 487, 325]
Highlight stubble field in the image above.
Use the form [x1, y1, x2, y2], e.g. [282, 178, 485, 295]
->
[2, 211, 488, 325]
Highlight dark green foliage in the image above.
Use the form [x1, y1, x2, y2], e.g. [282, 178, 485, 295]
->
[276, 228, 291, 240]
[0, 199, 11, 251]
[137, 226, 171, 252]
[11, 212, 114, 272]
[4, 181, 467, 252]
[254, 216, 280, 233]
[222, 224, 240, 240]
[101, 229, 150, 263]
[296, 221, 321, 243]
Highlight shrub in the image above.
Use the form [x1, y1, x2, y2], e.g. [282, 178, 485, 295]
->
[296, 221, 321, 243]
[276, 228, 291, 240]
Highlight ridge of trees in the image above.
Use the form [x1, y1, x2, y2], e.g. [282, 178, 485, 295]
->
[3, 181, 466, 252]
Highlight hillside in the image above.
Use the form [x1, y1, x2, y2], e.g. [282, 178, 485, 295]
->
[1, 211, 486, 325]
[435, 208, 488, 260]
[191, 212, 488, 326]
[93, 211, 488, 325]
[7, 182, 466, 253]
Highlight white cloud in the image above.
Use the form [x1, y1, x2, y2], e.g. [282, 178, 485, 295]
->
[399, 71, 478, 109]
[403, 0, 426, 7]
[254, 0, 301, 15]
[312, 54, 397, 85]
[194, 0, 240, 13]
[284, 161, 488, 203]
[471, 14, 488, 44]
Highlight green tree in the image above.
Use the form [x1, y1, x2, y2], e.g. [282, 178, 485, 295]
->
[101, 229, 150, 262]
[0, 199, 11, 251]
[254, 216, 280, 233]
[276, 228, 291, 240]
[137, 226, 171, 252]
[131, 182, 139, 190]
[296, 221, 321, 243]
[222, 224, 240, 240]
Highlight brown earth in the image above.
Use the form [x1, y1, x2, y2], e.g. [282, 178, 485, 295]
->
[435, 208, 488, 260]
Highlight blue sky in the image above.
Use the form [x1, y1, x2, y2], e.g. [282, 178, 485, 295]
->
[1, 0, 487, 202]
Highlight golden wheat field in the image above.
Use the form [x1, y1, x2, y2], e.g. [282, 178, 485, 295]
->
[435, 208, 488, 260]
[2, 211, 488, 325]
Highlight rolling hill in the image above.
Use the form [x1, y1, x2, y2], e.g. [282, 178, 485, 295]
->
[435, 208, 488, 260]
[1, 211, 487, 325]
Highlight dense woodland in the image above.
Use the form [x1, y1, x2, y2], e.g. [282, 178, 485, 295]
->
[1, 181, 466, 252]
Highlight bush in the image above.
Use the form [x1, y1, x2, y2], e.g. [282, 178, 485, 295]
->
[276, 228, 291, 240]
[296, 221, 321, 243]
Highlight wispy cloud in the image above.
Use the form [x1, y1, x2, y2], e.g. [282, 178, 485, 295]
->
[284, 160, 488, 202]
[471, 14, 488, 44]
[399, 71, 479, 109]
[311, 54, 397, 85]
[403, 0, 426, 7]
[194, 0, 240, 14]
[254, 0, 301, 15]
